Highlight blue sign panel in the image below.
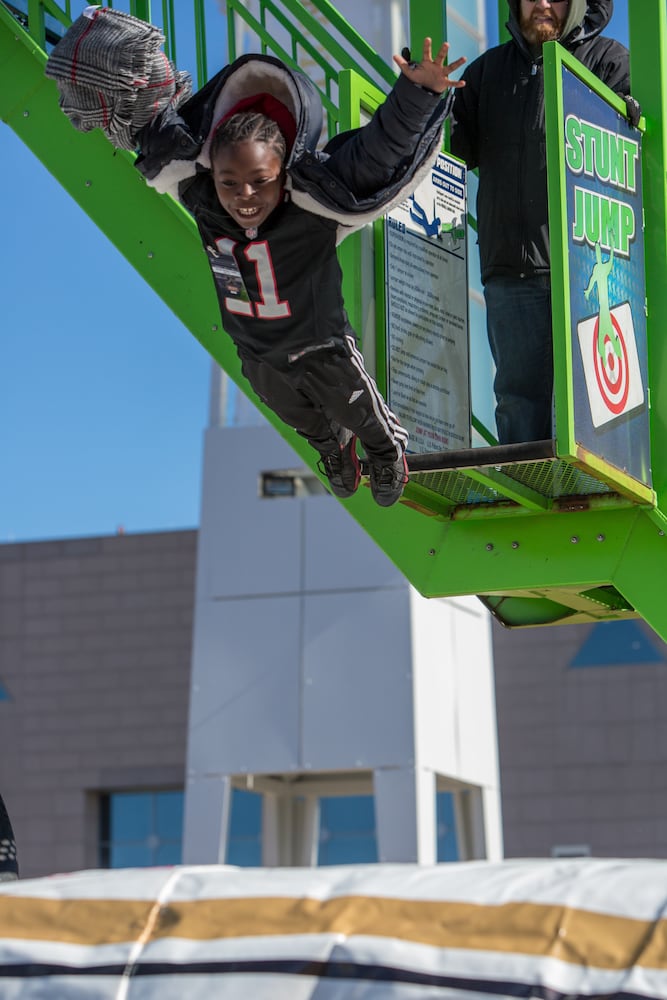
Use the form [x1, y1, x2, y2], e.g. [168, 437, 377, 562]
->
[563, 67, 650, 486]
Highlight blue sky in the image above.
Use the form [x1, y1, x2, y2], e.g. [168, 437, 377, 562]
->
[1, 1, 629, 543]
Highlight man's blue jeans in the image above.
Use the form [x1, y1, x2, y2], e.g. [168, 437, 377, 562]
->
[484, 275, 554, 445]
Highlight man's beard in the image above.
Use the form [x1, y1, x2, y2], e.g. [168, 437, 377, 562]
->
[520, 8, 566, 46]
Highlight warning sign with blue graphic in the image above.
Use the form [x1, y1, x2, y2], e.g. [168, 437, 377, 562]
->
[384, 151, 470, 454]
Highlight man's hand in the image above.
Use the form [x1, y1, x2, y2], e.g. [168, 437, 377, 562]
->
[394, 38, 466, 94]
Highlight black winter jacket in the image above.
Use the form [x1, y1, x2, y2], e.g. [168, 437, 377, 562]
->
[136, 54, 448, 241]
[448, 0, 631, 283]
[135, 55, 449, 366]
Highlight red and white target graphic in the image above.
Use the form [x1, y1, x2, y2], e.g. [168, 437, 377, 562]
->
[577, 302, 644, 428]
[592, 312, 629, 414]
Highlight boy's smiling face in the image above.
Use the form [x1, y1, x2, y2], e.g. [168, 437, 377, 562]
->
[212, 139, 284, 231]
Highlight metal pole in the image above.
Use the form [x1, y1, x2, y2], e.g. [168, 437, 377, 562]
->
[628, 1, 667, 503]
[408, 0, 446, 51]
[497, 0, 510, 43]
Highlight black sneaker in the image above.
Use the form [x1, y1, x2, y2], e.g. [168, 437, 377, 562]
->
[369, 452, 409, 507]
[318, 432, 361, 498]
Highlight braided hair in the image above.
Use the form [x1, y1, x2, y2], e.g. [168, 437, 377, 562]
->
[211, 111, 287, 166]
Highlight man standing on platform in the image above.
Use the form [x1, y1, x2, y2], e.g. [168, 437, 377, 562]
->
[447, 0, 637, 444]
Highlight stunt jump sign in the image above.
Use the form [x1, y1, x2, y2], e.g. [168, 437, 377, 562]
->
[560, 65, 650, 486]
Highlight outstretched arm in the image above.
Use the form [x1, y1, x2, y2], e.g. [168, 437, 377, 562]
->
[393, 38, 466, 94]
[307, 37, 465, 202]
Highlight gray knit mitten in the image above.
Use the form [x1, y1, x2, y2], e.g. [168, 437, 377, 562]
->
[45, 6, 192, 150]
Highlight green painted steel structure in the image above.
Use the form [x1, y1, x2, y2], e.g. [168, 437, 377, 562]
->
[2, 0, 667, 638]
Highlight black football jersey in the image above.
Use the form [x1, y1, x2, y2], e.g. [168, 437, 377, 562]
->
[183, 176, 353, 369]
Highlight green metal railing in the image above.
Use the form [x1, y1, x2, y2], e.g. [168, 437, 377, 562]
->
[7, 0, 667, 635]
[224, 0, 395, 119]
[5, 0, 397, 135]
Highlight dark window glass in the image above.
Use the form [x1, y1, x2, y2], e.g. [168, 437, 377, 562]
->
[110, 793, 152, 843]
[436, 791, 459, 862]
[227, 789, 262, 867]
[109, 843, 154, 869]
[318, 795, 378, 865]
[100, 790, 183, 868]
[156, 791, 185, 841]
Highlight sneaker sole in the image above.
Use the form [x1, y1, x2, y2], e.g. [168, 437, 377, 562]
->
[323, 435, 361, 499]
[343, 436, 361, 494]
[370, 454, 409, 507]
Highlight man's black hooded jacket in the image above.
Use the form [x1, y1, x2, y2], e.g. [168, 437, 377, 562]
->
[448, 0, 631, 284]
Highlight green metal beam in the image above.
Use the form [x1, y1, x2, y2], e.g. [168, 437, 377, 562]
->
[409, 0, 446, 52]
[0, 6, 313, 470]
[628, 1, 667, 506]
[0, 1, 450, 594]
[464, 468, 552, 511]
[5, 0, 667, 639]
[0, 18, 217, 356]
[129, 1, 152, 21]
[612, 509, 667, 642]
[414, 504, 650, 599]
[497, 0, 510, 44]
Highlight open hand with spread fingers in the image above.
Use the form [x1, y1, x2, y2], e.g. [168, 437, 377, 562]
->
[393, 38, 466, 94]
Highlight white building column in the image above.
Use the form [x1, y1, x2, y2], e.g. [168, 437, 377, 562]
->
[262, 791, 321, 867]
[182, 382, 503, 868]
[183, 774, 232, 865]
[374, 766, 436, 864]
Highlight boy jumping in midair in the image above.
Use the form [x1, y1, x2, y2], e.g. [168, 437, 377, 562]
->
[47, 12, 465, 505]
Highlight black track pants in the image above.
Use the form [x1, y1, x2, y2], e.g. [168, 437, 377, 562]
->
[241, 336, 408, 461]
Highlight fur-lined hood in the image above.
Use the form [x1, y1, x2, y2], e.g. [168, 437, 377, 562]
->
[505, 0, 613, 50]
[139, 53, 447, 240]
[45, 10, 447, 235]
[136, 54, 324, 197]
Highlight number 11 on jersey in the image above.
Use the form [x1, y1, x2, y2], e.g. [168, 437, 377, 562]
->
[215, 237, 291, 319]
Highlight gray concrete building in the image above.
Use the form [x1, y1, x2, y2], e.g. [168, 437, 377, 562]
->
[0, 531, 195, 878]
[493, 619, 667, 860]
[1, 526, 666, 879]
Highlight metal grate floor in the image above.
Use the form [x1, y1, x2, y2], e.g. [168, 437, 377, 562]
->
[409, 454, 616, 511]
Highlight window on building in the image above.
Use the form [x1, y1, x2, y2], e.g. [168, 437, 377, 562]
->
[222, 789, 461, 867]
[318, 795, 378, 865]
[436, 791, 459, 862]
[99, 790, 184, 868]
[260, 469, 328, 498]
[227, 789, 263, 866]
[551, 844, 592, 858]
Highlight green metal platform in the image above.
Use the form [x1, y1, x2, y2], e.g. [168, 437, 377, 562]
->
[3, 0, 667, 638]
